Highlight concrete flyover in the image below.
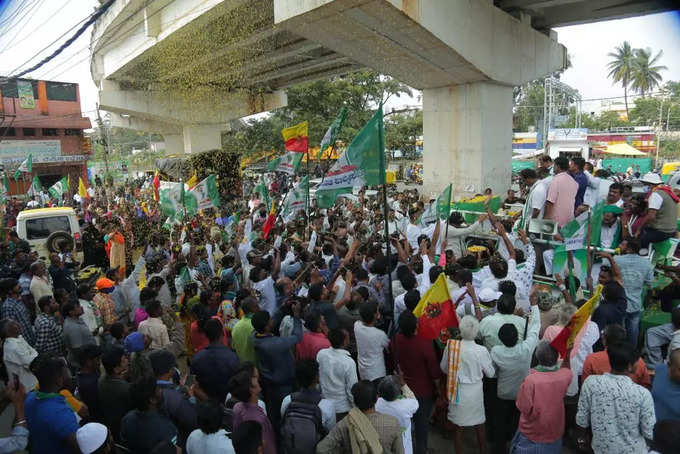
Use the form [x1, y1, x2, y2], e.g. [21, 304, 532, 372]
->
[91, 0, 673, 194]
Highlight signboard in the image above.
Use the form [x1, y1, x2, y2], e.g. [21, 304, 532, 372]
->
[0, 140, 60, 161]
[547, 128, 588, 141]
[565, 236, 585, 252]
[17, 80, 35, 109]
[0, 154, 88, 165]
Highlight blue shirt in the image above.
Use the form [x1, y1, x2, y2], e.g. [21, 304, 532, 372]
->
[651, 363, 680, 421]
[190, 344, 240, 402]
[24, 392, 78, 454]
[614, 254, 654, 313]
[571, 171, 588, 208]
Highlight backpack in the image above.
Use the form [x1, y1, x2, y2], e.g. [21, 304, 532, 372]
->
[280, 390, 325, 454]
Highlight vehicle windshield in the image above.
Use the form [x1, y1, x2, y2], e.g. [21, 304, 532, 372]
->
[25, 216, 72, 240]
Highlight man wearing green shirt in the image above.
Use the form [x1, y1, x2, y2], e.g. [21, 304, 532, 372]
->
[231, 297, 258, 363]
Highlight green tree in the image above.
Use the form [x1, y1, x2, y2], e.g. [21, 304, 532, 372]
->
[595, 111, 626, 130]
[631, 48, 667, 97]
[607, 41, 635, 119]
[221, 71, 412, 159]
[384, 110, 422, 159]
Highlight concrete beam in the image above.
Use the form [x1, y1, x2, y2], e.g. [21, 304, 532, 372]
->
[183, 125, 222, 153]
[531, 0, 678, 28]
[99, 81, 287, 125]
[422, 82, 513, 197]
[164, 134, 184, 155]
[109, 113, 182, 135]
[274, 0, 567, 88]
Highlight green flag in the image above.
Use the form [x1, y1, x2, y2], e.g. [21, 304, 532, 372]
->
[316, 106, 385, 208]
[190, 175, 220, 210]
[419, 184, 452, 226]
[267, 152, 303, 175]
[282, 176, 309, 221]
[255, 175, 269, 210]
[588, 201, 605, 247]
[0, 174, 9, 202]
[30, 174, 42, 195]
[14, 154, 32, 179]
[48, 177, 69, 200]
[159, 181, 196, 220]
[320, 106, 348, 152]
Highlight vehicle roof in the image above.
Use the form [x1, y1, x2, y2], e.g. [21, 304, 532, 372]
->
[17, 207, 76, 219]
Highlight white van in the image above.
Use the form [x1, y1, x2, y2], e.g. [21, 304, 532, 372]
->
[16, 207, 83, 262]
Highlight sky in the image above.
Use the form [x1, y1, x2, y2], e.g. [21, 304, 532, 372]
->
[0, 1, 679, 127]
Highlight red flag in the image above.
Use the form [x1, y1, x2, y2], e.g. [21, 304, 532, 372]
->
[413, 274, 459, 340]
[152, 171, 160, 201]
[262, 209, 276, 239]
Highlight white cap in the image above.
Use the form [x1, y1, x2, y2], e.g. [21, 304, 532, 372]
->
[76, 423, 108, 454]
[640, 172, 662, 185]
[478, 288, 502, 303]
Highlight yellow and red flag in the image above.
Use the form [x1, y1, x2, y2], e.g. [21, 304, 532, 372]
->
[413, 273, 459, 340]
[262, 206, 276, 239]
[152, 171, 160, 201]
[550, 285, 603, 356]
[78, 177, 89, 199]
[186, 172, 198, 189]
[281, 121, 308, 152]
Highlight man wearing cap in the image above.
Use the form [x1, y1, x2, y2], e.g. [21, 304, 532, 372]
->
[76, 423, 113, 454]
[94, 278, 117, 331]
[637, 172, 679, 250]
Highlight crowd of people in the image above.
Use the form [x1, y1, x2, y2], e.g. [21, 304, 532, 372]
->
[0, 153, 678, 454]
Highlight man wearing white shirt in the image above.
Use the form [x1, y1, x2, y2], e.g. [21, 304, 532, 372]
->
[316, 329, 359, 420]
[445, 212, 488, 259]
[518, 168, 552, 230]
[354, 302, 390, 382]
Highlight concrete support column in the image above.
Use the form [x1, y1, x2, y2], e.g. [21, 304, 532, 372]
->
[164, 134, 184, 155]
[422, 82, 513, 198]
[182, 125, 222, 154]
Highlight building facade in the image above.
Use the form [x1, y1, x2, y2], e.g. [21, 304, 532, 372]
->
[0, 78, 92, 195]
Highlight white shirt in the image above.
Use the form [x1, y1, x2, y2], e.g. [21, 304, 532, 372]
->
[375, 397, 420, 454]
[186, 429, 234, 454]
[280, 394, 336, 433]
[648, 191, 664, 210]
[3, 336, 38, 391]
[440, 339, 495, 384]
[406, 223, 422, 251]
[354, 321, 390, 381]
[253, 276, 277, 315]
[600, 220, 620, 249]
[316, 348, 358, 413]
[393, 292, 407, 327]
[480, 259, 517, 291]
[332, 278, 346, 305]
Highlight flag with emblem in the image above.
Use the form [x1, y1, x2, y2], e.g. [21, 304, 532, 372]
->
[320, 106, 348, 152]
[14, 154, 32, 179]
[48, 177, 68, 200]
[413, 273, 459, 340]
[189, 175, 220, 210]
[267, 152, 303, 175]
[419, 184, 452, 226]
[282, 176, 308, 221]
[316, 106, 385, 208]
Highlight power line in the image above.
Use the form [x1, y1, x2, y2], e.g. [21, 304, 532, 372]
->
[0, 0, 72, 56]
[0, 0, 37, 28]
[9, 0, 115, 78]
[0, 0, 46, 54]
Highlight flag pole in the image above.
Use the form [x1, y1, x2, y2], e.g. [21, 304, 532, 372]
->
[305, 149, 310, 241]
[445, 185, 452, 239]
[586, 209, 593, 293]
[379, 104, 394, 327]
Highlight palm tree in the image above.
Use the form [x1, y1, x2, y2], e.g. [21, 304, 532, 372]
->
[607, 41, 635, 119]
[631, 48, 667, 98]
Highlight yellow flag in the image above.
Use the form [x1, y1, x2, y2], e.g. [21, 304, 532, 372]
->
[78, 177, 89, 199]
[186, 173, 198, 189]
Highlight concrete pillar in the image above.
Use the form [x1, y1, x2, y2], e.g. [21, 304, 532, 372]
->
[422, 82, 513, 198]
[164, 134, 184, 155]
[182, 125, 222, 154]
